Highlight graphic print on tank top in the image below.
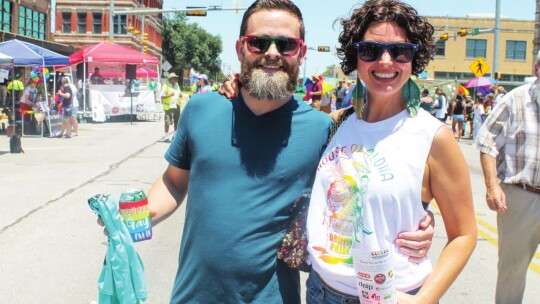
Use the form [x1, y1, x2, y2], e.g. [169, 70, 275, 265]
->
[312, 144, 395, 266]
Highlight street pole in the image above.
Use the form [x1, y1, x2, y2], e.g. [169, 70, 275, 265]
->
[303, 57, 307, 80]
[141, 16, 145, 52]
[109, 0, 114, 40]
[492, 0, 501, 79]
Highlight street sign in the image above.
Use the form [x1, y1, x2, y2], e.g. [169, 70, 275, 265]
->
[469, 57, 490, 77]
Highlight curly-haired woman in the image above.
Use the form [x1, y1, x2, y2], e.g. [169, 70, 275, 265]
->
[306, 1, 477, 303]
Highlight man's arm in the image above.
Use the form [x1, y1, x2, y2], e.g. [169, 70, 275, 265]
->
[147, 165, 190, 226]
[479, 152, 507, 213]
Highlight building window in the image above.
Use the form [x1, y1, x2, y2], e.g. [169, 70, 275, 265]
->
[0, 0, 11, 32]
[19, 6, 45, 39]
[466, 39, 487, 58]
[114, 15, 127, 34]
[93, 13, 102, 34]
[62, 12, 71, 33]
[77, 13, 86, 34]
[506, 40, 526, 60]
[435, 40, 446, 57]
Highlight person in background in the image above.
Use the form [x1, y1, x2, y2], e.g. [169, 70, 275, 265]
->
[194, 74, 212, 94]
[433, 87, 447, 123]
[310, 73, 322, 110]
[57, 77, 73, 139]
[334, 80, 348, 110]
[419, 88, 433, 114]
[19, 79, 38, 111]
[465, 95, 474, 138]
[99, 1, 435, 303]
[484, 92, 494, 118]
[209, 79, 220, 91]
[0, 69, 8, 108]
[452, 94, 466, 142]
[474, 52, 540, 304]
[472, 96, 485, 140]
[7, 73, 24, 107]
[294, 77, 306, 101]
[160, 72, 181, 142]
[492, 85, 506, 109]
[89, 67, 104, 85]
[306, 1, 476, 303]
[67, 78, 79, 136]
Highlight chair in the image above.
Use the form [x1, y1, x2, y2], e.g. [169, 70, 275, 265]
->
[18, 107, 44, 137]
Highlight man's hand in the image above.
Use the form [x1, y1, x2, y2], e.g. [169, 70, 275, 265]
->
[395, 211, 434, 263]
[218, 73, 240, 99]
[486, 183, 507, 213]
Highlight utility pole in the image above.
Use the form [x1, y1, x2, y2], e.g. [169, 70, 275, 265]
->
[109, 0, 114, 40]
[492, 0, 501, 79]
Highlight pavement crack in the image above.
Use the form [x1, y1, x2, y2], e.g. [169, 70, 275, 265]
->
[0, 140, 159, 235]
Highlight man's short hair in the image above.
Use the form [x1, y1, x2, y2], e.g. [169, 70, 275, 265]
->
[239, 0, 305, 40]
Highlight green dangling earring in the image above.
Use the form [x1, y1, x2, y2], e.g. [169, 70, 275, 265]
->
[353, 78, 366, 120]
[402, 77, 420, 117]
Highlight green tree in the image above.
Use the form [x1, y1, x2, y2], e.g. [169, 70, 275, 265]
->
[162, 13, 223, 85]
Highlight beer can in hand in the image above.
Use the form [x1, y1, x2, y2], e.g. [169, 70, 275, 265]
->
[119, 188, 152, 242]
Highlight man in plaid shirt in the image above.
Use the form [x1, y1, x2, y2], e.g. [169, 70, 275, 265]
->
[473, 52, 540, 304]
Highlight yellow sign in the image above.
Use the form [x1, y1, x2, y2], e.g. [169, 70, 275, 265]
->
[469, 57, 490, 77]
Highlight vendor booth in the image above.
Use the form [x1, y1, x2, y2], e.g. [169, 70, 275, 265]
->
[68, 41, 159, 122]
[0, 39, 71, 137]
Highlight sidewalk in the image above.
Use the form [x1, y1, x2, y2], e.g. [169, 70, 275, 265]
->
[0, 119, 164, 230]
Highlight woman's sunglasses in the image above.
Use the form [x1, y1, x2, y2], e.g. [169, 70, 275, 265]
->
[354, 41, 418, 63]
[242, 35, 303, 56]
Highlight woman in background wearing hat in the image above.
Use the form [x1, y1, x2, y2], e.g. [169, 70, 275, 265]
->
[310, 73, 323, 110]
[160, 72, 181, 142]
[194, 74, 212, 94]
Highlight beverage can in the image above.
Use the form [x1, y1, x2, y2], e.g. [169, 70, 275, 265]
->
[119, 188, 152, 242]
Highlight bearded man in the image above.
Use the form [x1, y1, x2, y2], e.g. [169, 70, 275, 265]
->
[125, 1, 433, 303]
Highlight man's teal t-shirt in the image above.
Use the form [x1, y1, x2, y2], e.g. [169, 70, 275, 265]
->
[165, 92, 332, 303]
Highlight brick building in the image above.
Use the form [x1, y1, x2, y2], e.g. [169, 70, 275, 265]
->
[54, 0, 163, 57]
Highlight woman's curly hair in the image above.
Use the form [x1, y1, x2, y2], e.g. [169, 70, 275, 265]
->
[336, 0, 435, 76]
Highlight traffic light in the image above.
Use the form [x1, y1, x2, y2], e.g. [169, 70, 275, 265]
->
[186, 6, 207, 16]
[143, 45, 148, 53]
[439, 33, 449, 41]
[497, 72, 501, 80]
[318, 46, 331, 52]
[457, 28, 468, 37]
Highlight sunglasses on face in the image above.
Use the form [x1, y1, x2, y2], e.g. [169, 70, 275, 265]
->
[354, 41, 418, 63]
[242, 35, 303, 56]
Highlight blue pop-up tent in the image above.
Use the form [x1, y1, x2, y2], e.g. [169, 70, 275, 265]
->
[0, 39, 70, 66]
[0, 39, 71, 136]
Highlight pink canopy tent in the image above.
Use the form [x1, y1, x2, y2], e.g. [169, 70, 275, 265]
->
[68, 41, 159, 112]
[69, 41, 159, 65]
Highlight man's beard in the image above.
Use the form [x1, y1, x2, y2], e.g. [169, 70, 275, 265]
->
[239, 55, 299, 101]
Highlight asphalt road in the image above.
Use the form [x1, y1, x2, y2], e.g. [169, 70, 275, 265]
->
[0, 119, 539, 303]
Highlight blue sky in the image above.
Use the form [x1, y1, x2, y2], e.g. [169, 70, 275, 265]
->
[165, 0, 535, 78]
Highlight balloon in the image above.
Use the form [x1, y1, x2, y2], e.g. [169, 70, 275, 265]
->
[39, 67, 50, 80]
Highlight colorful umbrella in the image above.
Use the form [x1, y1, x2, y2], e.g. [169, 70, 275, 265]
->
[465, 76, 497, 88]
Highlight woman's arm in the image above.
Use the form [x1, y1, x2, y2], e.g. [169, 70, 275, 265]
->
[410, 126, 477, 304]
